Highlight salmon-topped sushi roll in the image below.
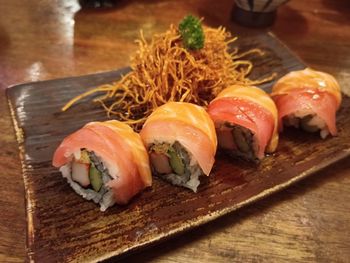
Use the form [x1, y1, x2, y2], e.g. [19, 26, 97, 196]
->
[52, 120, 152, 211]
[140, 102, 217, 192]
[271, 68, 342, 138]
[208, 85, 278, 161]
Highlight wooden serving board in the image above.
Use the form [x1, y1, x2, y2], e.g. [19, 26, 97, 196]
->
[6, 32, 350, 262]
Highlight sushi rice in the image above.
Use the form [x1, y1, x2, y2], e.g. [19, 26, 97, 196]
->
[150, 141, 203, 192]
[59, 150, 116, 211]
[283, 110, 329, 139]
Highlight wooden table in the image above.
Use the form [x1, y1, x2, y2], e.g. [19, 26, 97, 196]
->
[1, 0, 349, 262]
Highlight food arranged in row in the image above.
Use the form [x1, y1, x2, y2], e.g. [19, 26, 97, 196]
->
[53, 12, 342, 211]
[53, 68, 342, 211]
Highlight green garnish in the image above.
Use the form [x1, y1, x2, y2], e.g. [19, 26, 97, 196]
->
[178, 15, 205, 50]
[89, 163, 103, 192]
[168, 146, 185, 175]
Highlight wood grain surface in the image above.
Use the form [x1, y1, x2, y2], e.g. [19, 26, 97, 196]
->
[9, 32, 350, 262]
[1, 0, 350, 262]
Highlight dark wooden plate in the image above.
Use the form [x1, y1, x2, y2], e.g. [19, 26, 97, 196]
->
[6, 32, 350, 262]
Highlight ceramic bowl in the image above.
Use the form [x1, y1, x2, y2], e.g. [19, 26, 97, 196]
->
[232, 0, 289, 27]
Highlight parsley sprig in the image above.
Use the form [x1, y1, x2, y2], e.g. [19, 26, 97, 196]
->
[178, 15, 205, 50]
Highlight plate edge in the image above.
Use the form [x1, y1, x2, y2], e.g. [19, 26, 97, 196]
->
[93, 148, 350, 262]
[5, 67, 131, 91]
[5, 32, 344, 262]
[6, 93, 36, 263]
[267, 31, 306, 66]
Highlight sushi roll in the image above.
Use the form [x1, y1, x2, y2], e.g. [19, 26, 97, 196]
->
[52, 120, 152, 211]
[140, 102, 217, 192]
[271, 68, 342, 138]
[207, 85, 279, 161]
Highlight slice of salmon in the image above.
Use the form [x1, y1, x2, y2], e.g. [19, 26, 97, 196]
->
[271, 68, 341, 137]
[208, 85, 279, 157]
[52, 121, 151, 205]
[100, 120, 152, 187]
[208, 97, 275, 159]
[140, 102, 217, 176]
[271, 68, 341, 108]
[273, 89, 338, 136]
